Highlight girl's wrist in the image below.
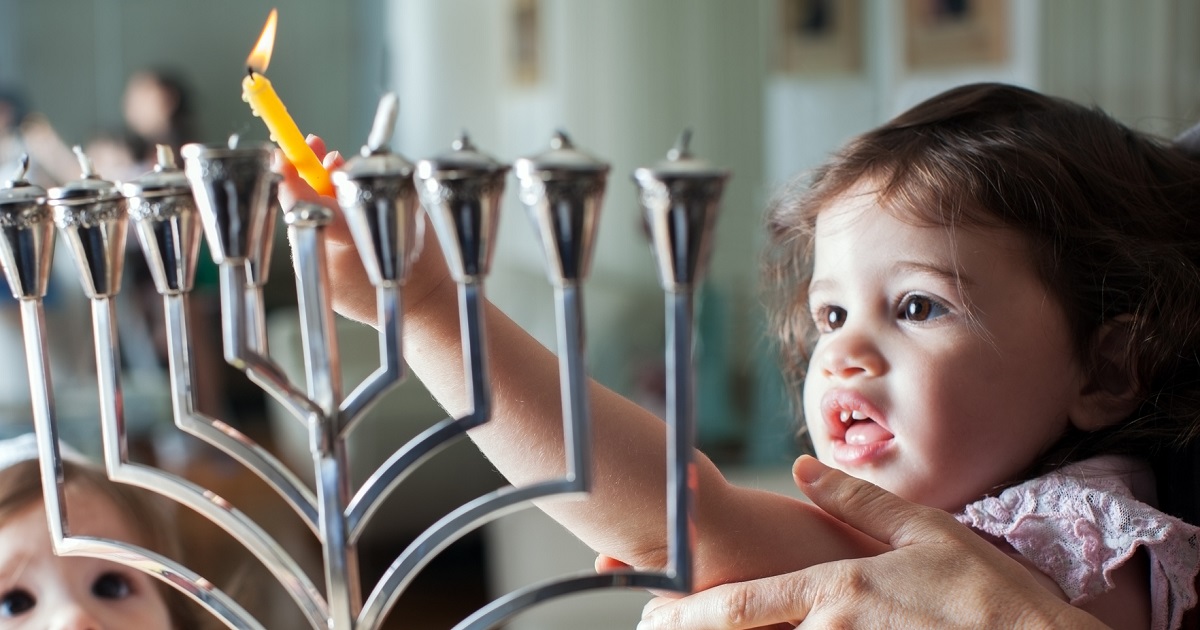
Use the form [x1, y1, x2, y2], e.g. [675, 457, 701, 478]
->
[401, 269, 457, 335]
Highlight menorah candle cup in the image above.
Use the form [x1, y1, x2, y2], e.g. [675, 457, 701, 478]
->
[632, 131, 731, 293]
[332, 133, 422, 289]
[180, 141, 274, 265]
[512, 131, 609, 287]
[121, 146, 203, 296]
[415, 133, 508, 284]
[46, 150, 129, 300]
[0, 157, 54, 300]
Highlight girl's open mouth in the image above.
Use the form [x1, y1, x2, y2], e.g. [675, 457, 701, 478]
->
[821, 390, 896, 465]
[842, 412, 895, 445]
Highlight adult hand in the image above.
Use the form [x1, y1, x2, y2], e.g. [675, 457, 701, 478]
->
[637, 455, 1108, 630]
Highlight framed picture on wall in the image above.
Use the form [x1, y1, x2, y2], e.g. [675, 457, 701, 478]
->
[775, 0, 863, 76]
[905, 0, 1009, 69]
[510, 0, 540, 86]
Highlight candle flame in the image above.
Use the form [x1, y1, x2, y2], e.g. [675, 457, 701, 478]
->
[246, 8, 278, 74]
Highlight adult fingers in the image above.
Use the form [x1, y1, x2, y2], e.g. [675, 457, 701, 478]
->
[638, 574, 805, 630]
[792, 455, 963, 549]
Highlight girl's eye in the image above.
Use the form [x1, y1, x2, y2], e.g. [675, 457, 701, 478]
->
[92, 572, 132, 600]
[0, 589, 35, 617]
[900, 295, 949, 322]
[813, 305, 847, 332]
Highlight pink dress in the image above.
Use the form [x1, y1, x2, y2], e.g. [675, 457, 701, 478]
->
[957, 456, 1200, 630]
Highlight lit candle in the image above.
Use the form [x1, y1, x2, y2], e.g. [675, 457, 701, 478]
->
[241, 8, 333, 196]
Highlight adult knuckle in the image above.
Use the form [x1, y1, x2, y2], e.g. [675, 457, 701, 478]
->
[828, 618, 856, 630]
[915, 511, 984, 548]
[805, 610, 856, 630]
[654, 604, 685, 629]
[802, 563, 871, 604]
[715, 584, 759, 626]
[838, 565, 872, 597]
[836, 479, 889, 519]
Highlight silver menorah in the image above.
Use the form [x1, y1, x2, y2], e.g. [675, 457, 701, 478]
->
[0, 96, 729, 629]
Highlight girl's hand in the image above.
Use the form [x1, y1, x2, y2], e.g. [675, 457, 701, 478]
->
[275, 135, 452, 327]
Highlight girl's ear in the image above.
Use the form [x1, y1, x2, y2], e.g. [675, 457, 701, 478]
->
[1070, 315, 1141, 432]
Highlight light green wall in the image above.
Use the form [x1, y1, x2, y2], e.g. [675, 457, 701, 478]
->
[0, 0, 376, 151]
[1041, 0, 1200, 137]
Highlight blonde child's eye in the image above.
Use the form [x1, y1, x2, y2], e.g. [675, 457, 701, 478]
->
[900, 295, 949, 322]
[92, 572, 132, 600]
[0, 589, 34, 617]
[813, 305, 847, 332]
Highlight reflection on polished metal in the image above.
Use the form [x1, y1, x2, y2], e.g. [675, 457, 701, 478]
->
[0, 156, 53, 300]
[3, 92, 729, 627]
[632, 129, 731, 593]
[634, 129, 731, 293]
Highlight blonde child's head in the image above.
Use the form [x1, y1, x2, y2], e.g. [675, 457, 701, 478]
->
[0, 455, 200, 629]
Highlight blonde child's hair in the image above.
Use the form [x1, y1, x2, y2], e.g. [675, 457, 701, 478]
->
[0, 457, 203, 630]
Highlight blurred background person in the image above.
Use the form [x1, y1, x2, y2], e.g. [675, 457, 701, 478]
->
[0, 85, 28, 178]
[22, 68, 196, 184]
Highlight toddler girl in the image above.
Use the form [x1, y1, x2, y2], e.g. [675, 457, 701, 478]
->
[761, 82, 1200, 629]
[280, 82, 1200, 629]
[0, 434, 198, 629]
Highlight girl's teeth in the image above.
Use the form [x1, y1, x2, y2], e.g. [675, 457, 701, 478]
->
[839, 410, 851, 423]
[851, 410, 868, 420]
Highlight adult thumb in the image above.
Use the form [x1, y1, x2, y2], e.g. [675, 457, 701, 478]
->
[792, 455, 958, 548]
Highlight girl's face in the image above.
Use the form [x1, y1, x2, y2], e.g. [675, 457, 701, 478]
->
[802, 189, 1086, 511]
[0, 488, 174, 630]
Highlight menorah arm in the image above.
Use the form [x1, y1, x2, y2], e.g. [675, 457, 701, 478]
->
[340, 285, 404, 433]
[346, 279, 493, 545]
[218, 262, 322, 421]
[99, 462, 331, 627]
[346, 414, 472, 541]
[90, 297, 332, 628]
[452, 571, 679, 630]
[357, 479, 586, 628]
[19, 298, 268, 629]
[164, 293, 320, 533]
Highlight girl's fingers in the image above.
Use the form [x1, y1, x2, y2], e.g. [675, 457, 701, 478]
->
[275, 149, 319, 207]
[323, 150, 344, 170]
[305, 134, 327, 159]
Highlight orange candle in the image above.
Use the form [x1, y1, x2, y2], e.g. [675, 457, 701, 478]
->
[241, 9, 333, 196]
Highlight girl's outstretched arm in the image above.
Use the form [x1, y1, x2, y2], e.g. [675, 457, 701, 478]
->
[278, 137, 886, 591]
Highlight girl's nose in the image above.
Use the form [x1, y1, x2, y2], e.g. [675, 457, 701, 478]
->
[48, 604, 104, 630]
[819, 329, 887, 379]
